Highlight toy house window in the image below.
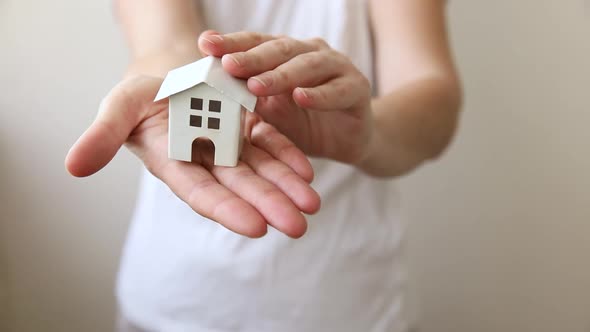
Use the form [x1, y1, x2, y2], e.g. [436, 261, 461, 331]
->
[209, 100, 221, 113]
[189, 115, 202, 127]
[191, 98, 203, 110]
[208, 117, 220, 130]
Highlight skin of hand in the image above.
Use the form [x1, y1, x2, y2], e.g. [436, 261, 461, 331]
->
[66, 1, 323, 240]
[65, 0, 461, 239]
[198, 31, 375, 166]
[196, 0, 463, 178]
[65, 75, 321, 239]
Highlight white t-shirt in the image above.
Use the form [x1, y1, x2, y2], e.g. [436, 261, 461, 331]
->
[117, 1, 409, 331]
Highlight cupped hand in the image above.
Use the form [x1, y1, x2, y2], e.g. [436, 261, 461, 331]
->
[65, 76, 320, 238]
[198, 30, 374, 164]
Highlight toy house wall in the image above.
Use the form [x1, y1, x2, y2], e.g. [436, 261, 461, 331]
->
[169, 85, 242, 165]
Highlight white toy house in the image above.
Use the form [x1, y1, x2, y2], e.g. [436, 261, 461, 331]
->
[154, 56, 257, 167]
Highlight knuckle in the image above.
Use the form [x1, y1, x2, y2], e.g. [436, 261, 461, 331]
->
[335, 50, 349, 62]
[274, 68, 291, 86]
[314, 87, 329, 102]
[257, 186, 283, 206]
[360, 75, 371, 90]
[246, 52, 263, 68]
[209, 197, 234, 222]
[277, 142, 298, 160]
[327, 49, 345, 63]
[352, 69, 369, 85]
[221, 34, 235, 47]
[246, 31, 263, 44]
[278, 169, 298, 182]
[354, 73, 372, 96]
[274, 37, 294, 57]
[335, 81, 353, 98]
[193, 177, 219, 192]
[308, 37, 329, 49]
[224, 168, 255, 190]
[187, 178, 217, 206]
[299, 52, 323, 70]
[329, 50, 349, 66]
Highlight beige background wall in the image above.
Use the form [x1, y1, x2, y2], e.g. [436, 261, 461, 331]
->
[1, 1, 589, 332]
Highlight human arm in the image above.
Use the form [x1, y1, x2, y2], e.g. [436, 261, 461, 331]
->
[197, 0, 461, 178]
[115, 0, 203, 77]
[360, 0, 462, 176]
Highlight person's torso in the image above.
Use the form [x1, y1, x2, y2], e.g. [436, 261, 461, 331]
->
[117, 1, 408, 331]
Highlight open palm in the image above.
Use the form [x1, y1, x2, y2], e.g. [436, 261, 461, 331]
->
[65, 76, 320, 238]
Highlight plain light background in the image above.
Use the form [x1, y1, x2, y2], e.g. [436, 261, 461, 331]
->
[1, 1, 589, 331]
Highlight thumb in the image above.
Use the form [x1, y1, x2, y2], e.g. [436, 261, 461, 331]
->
[65, 76, 163, 177]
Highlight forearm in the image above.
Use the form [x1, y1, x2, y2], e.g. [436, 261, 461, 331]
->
[357, 77, 461, 177]
[360, 0, 461, 177]
[114, 0, 204, 77]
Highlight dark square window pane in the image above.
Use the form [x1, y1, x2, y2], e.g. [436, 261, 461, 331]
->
[209, 100, 221, 113]
[208, 117, 220, 130]
[191, 98, 203, 110]
[190, 115, 202, 127]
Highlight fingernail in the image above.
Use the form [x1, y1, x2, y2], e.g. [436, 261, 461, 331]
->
[202, 34, 223, 46]
[227, 54, 243, 67]
[297, 87, 310, 99]
[201, 36, 217, 46]
[251, 76, 270, 88]
[211, 34, 224, 42]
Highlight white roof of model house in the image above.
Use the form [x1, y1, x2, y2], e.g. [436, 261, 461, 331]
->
[154, 56, 256, 112]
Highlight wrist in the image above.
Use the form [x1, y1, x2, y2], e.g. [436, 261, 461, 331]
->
[354, 119, 384, 173]
[353, 98, 423, 178]
[125, 48, 201, 78]
[353, 103, 383, 171]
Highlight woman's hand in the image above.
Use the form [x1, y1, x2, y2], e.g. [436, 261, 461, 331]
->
[65, 76, 320, 238]
[198, 31, 374, 165]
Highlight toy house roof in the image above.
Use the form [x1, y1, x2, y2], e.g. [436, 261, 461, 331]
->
[154, 56, 256, 112]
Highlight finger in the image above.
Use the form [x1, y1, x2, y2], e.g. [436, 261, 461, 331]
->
[205, 159, 308, 239]
[249, 121, 314, 183]
[241, 143, 321, 215]
[220, 37, 319, 78]
[65, 76, 163, 177]
[199, 31, 275, 58]
[197, 29, 222, 57]
[246, 50, 346, 96]
[125, 117, 269, 238]
[159, 159, 269, 238]
[293, 74, 371, 110]
[134, 136, 268, 238]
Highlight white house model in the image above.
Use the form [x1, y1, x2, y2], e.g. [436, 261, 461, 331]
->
[154, 56, 257, 167]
